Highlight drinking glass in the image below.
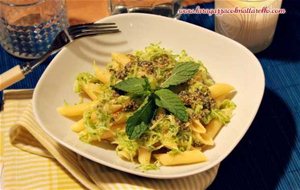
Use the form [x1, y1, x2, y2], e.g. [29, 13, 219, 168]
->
[215, 0, 283, 53]
[0, 0, 69, 59]
[108, 0, 182, 18]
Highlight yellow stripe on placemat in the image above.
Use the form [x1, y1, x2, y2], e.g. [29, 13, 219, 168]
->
[0, 91, 85, 190]
[0, 90, 219, 190]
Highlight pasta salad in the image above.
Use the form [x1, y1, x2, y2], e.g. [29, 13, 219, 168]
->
[57, 44, 236, 170]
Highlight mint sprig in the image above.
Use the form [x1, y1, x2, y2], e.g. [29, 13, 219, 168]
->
[161, 62, 199, 88]
[155, 89, 188, 122]
[127, 122, 149, 140]
[111, 62, 200, 139]
[126, 97, 156, 139]
[113, 77, 150, 96]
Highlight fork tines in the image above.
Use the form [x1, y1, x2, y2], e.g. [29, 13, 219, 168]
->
[68, 23, 120, 39]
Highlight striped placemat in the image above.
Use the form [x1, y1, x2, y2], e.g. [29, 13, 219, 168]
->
[0, 89, 219, 190]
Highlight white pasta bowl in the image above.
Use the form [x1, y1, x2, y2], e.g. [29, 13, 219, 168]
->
[33, 13, 265, 179]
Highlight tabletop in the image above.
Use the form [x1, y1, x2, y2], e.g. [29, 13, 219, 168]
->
[1, 0, 300, 190]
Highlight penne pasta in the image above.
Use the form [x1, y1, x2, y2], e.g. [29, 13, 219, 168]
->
[205, 119, 223, 139]
[93, 64, 111, 84]
[104, 104, 123, 114]
[101, 124, 125, 141]
[193, 132, 214, 146]
[209, 83, 235, 99]
[71, 119, 84, 132]
[162, 140, 178, 150]
[101, 130, 114, 140]
[57, 102, 94, 117]
[138, 147, 151, 165]
[191, 119, 206, 133]
[82, 83, 100, 100]
[117, 150, 131, 161]
[154, 149, 207, 166]
[112, 53, 131, 65]
[113, 113, 127, 125]
[215, 90, 237, 106]
[109, 104, 123, 113]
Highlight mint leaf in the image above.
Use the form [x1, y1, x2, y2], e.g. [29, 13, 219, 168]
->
[161, 62, 199, 88]
[126, 97, 156, 139]
[155, 89, 188, 122]
[127, 122, 148, 140]
[113, 77, 150, 96]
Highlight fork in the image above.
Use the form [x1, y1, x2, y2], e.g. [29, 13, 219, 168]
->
[0, 23, 120, 91]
